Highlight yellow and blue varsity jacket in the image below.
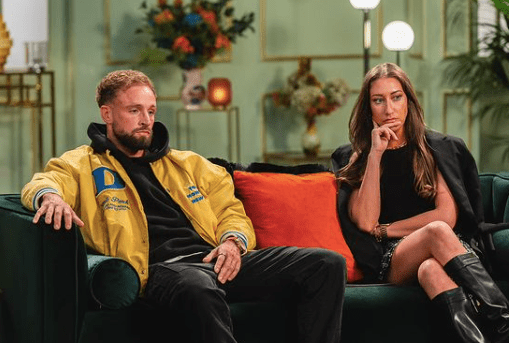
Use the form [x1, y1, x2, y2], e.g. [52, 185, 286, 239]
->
[21, 122, 256, 291]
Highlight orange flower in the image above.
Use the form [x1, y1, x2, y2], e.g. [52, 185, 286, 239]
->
[173, 0, 183, 6]
[215, 34, 231, 50]
[154, 9, 175, 24]
[172, 36, 195, 53]
[197, 8, 219, 33]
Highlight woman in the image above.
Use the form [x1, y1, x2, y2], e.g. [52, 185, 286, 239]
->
[332, 62, 509, 343]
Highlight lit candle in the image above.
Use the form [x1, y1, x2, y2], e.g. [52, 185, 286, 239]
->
[207, 78, 232, 109]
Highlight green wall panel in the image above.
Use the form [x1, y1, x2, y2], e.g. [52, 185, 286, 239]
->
[2, 0, 507, 192]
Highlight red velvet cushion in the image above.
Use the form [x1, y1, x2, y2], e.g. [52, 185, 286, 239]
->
[234, 171, 363, 282]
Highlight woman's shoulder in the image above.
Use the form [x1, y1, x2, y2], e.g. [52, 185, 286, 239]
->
[425, 130, 469, 152]
[425, 130, 476, 174]
[331, 144, 353, 170]
[331, 144, 353, 160]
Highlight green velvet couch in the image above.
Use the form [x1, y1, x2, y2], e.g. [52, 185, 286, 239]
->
[1, 171, 509, 343]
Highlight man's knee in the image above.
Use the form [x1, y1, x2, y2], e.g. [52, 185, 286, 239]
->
[147, 264, 223, 306]
[317, 249, 347, 272]
[301, 248, 347, 284]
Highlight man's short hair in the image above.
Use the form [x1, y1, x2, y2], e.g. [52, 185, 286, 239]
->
[95, 70, 157, 107]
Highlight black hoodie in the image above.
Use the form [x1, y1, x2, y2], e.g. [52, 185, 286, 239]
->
[88, 122, 213, 264]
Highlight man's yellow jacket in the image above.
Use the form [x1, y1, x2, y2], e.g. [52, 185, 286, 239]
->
[21, 145, 256, 291]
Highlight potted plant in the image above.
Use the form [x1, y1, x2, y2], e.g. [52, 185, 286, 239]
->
[442, 0, 509, 168]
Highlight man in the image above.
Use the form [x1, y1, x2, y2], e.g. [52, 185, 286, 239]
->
[21, 70, 346, 343]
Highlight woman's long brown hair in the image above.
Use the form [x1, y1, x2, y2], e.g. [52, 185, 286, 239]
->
[337, 63, 437, 200]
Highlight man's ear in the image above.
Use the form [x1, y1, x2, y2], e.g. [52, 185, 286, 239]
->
[100, 105, 112, 124]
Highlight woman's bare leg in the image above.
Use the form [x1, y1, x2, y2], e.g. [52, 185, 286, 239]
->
[417, 258, 457, 299]
[387, 221, 467, 298]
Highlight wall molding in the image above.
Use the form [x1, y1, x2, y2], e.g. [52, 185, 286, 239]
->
[408, 0, 426, 59]
[442, 0, 473, 58]
[442, 89, 472, 149]
[259, 0, 383, 62]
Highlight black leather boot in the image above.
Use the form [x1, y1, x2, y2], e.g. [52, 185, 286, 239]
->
[444, 252, 509, 343]
[432, 288, 487, 343]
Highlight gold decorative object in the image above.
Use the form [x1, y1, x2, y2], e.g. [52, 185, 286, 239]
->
[0, 14, 13, 72]
[271, 57, 350, 157]
[302, 120, 321, 157]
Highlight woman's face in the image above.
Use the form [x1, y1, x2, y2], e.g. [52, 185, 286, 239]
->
[369, 77, 408, 139]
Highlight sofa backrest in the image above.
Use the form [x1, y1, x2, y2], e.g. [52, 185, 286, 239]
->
[479, 173, 509, 224]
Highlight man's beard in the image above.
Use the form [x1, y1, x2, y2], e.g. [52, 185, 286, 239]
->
[112, 126, 153, 154]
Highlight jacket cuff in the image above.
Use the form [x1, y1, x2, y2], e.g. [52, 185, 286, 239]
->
[33, 187, 59, 210]
[220, 232, 248, 256]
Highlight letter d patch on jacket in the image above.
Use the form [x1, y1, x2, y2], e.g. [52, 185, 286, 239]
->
[93, 167, 125, 195]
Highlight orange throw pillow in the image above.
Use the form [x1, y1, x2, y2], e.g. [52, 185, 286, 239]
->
[234, 171, 363, 282]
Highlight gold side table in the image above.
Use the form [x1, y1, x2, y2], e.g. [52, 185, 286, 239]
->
[0, 71, 56, 172]
[176, 106, 240, 161]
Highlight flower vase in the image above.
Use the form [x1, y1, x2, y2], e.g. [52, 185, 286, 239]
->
[181, 68, 206, 110]
[302, 119, 321, 157]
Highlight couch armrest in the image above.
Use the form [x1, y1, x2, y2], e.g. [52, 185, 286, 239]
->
[0, 194, 88, 343]
[87, 254, 140, 310]
[491, 228, 509, 278]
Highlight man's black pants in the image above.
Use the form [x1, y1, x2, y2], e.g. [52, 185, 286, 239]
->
[144, 246, 346, 343]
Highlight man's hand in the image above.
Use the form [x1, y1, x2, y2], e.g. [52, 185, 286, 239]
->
[33, 193, 84, 230]
[203, 239, 241, 284]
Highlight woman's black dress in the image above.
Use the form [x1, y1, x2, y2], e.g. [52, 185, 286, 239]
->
[377, 144, 435, 281]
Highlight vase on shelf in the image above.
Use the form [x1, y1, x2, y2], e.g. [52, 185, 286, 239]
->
[302, 118, 321, 157]
[180, 68, 206, 110]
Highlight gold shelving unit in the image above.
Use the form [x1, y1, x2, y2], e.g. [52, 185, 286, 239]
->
[0, 71, 56, 172]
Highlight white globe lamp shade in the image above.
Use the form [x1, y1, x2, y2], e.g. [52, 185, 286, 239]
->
[382, 21, 415, 51]
[349, 0, 381, 10]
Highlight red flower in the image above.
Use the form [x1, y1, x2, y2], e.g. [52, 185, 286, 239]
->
[172, 36, 195, 53]
[173, 0, 183, 6]
[215, 34, 231, 50]
[317, 93, 327, 108]
[158, 0, 167, 8]
[154, 9, 175, 24]
[306, 107, 318, 117]
[197, 7, 219, 33]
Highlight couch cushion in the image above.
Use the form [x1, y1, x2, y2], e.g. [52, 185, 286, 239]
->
[87, 255, 140, 310]
[233, 171, 363, 282]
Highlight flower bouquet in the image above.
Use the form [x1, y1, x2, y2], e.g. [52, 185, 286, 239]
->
[137, 0, 255, 70]
[271, 57, 350, 156]
[272, 58, 350, 123]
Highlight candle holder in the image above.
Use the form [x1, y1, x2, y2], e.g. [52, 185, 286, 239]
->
[207, 78, 232, 110]
[25, 41, 48, 73]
